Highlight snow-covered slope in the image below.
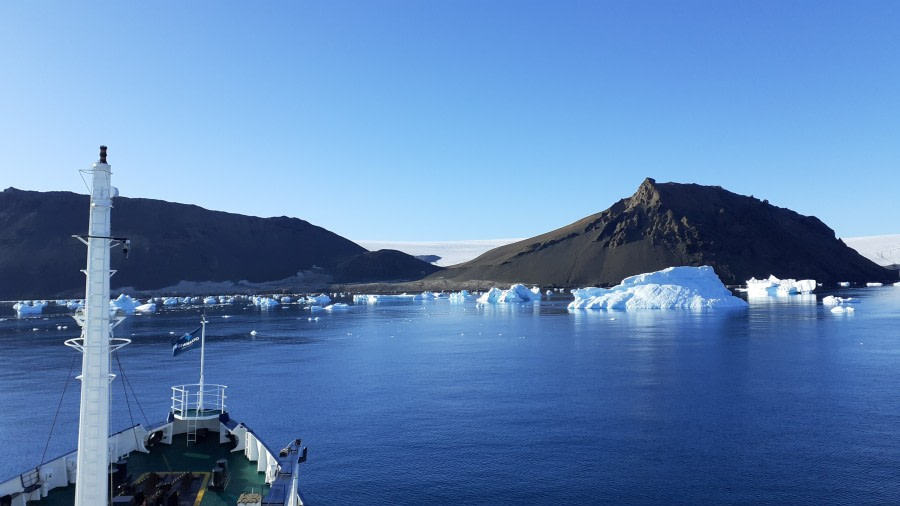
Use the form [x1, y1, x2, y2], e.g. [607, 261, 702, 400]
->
[355, 239, 522, 267]
[844, 234, 900, 267]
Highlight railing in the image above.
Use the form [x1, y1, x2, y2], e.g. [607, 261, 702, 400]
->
[170, 383, 227, 419]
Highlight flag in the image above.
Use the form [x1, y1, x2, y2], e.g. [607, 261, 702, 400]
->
[171, 327, 202, 357]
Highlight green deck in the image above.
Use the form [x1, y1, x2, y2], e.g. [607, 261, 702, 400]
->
[29, 434, 270, 506]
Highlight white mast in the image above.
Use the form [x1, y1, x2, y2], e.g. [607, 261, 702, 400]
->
[198, 315, 207, 414]
[68, 146, 126, 506]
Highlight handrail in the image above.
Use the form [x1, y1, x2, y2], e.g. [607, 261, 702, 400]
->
[170, 383, 227, 418]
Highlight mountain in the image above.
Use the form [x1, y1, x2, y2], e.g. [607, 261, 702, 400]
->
[429, 178, 893, 286]
[0, 188, 439, 299]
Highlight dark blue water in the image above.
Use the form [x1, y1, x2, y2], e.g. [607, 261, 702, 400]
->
[2, 287, 900, 504]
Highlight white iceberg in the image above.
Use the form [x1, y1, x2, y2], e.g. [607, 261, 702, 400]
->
[110, 294, 140, 314]
[866, 282, 883, 287]
[203, 296, 217, 305]
[746, 275, 816, 296]
[838, 282, 851, 287]
[253, 296, 279, 308]
[568, 266, 747, 310]
[413, 291, 437, 301]
[449, 290, 477, 303]
[135, 303, 157, 314]
[477, 284, 543, 304]
[324, 303, 351, 311]
[307, 293, 332, 305]
[353, 294, 417, 304]
[14, 301, 46, 316]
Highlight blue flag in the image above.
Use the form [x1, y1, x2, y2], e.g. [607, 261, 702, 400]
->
[171, 327, 202, 357]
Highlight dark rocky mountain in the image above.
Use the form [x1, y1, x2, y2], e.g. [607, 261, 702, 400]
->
[430, 178, 892, 287]
[0, 188, 439, 299]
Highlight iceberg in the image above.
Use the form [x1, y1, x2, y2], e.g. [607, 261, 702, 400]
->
[203, 296, 217, 305]
[110, 294, 140, 314]
[838, 282, 851, 287]
[568, 266, 747, 310]
[307, 293, 332, 306]
[324, 303, 351, 311]
[866, 282, 883, 287]
[477, 284, 543, 304]
[252, 296, 279, 308]
[353, 294, 417, 304]
[135, 303, 157, 314]
[413, 291, 437, 301]
[449, 290, 477, 303]
[14, 301, 46, 316]
[746, 275, 816, 296]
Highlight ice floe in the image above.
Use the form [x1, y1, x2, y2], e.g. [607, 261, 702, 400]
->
[866, 282, 883, 287]
[568, 266, 747, 310]
[822, 295, 859, 314]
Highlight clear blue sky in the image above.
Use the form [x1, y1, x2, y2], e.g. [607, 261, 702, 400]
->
[1, 1, 897, 241]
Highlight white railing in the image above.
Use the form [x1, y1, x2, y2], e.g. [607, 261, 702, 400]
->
[170, 383, 227, 419]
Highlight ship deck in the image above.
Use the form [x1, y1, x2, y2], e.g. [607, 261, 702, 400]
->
[29, 434, 270, 506]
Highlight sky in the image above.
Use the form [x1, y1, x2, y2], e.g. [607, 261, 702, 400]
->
[0, 1, 897, 241]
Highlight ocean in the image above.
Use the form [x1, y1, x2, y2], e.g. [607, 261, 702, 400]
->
[2, 287, 900, 504]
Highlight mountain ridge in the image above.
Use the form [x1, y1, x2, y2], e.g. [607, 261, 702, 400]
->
[0, 187, 439, 299]
[427, 178, 892, 286]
